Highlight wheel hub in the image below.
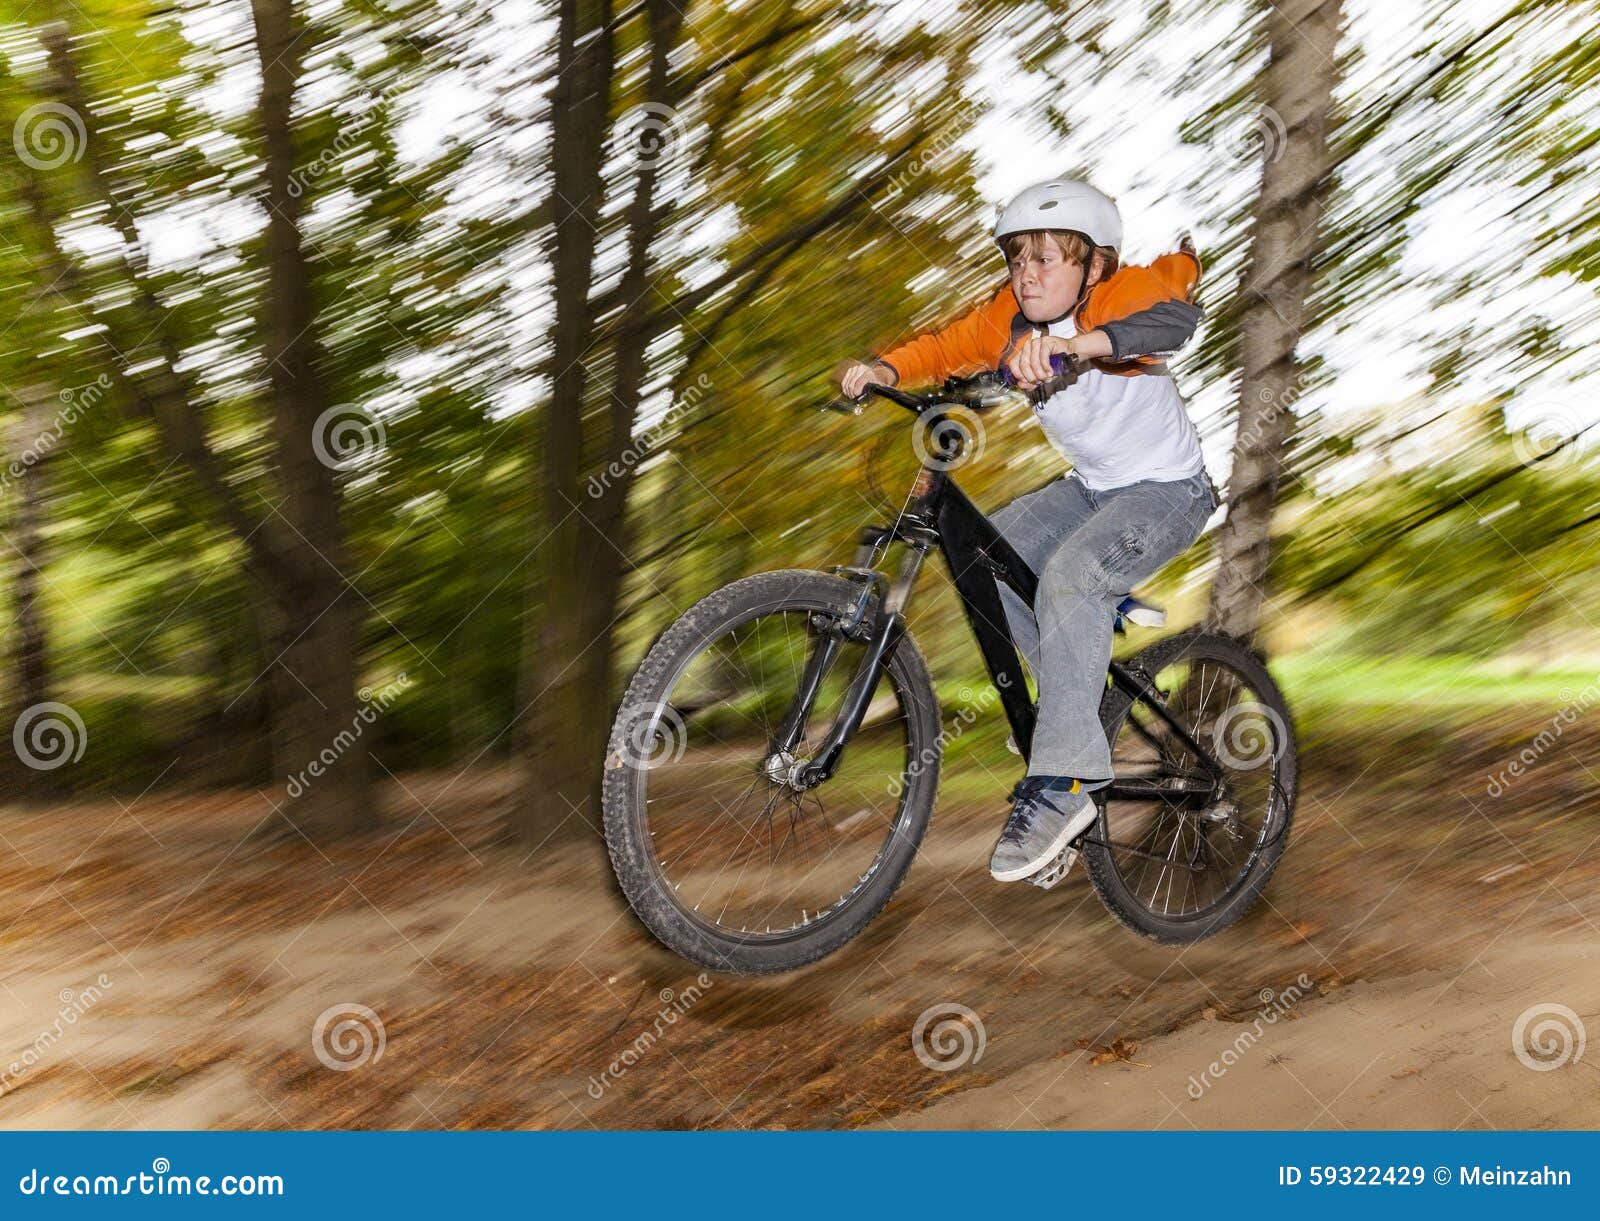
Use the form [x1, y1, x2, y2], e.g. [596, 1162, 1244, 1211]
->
[1198, 799, 1244, 840]
[761, 749, 810, 790]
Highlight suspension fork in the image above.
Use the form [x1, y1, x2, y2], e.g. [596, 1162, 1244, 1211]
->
[769, 537, 931, 788]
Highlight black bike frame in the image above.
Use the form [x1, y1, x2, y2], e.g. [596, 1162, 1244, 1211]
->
[789, 420, 1225, 800]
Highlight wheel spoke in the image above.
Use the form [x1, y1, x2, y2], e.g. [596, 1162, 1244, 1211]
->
[1099, 644, 1292, 930]
[624, 600, 925, 941]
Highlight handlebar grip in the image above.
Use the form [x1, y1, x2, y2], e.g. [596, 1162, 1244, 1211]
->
[999, 353, 1078, 399]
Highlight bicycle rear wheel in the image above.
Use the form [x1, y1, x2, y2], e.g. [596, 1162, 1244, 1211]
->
[602, 569, 942, 975]
[1082, 629, 1297, 943]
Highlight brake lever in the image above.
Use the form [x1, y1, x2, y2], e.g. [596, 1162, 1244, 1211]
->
[822, 397, 864, 416]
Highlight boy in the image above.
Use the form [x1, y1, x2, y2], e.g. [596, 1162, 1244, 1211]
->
[837, 178, 1216, 884]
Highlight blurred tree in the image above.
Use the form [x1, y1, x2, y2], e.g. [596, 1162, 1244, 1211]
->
[511, 0, 1006, 843]
[1204, 0, 1346, 642]
[0, 0, 489, 825]
[5, 387, 56, 721]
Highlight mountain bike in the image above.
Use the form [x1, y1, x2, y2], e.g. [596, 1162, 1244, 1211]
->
[602, 359, 1297, 975]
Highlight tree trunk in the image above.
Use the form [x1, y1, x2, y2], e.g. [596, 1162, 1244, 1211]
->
[251, 0, 375, 835]
[6, 386, 57, 801]
[257, 575, 372, 824]
[1206, 0, 1345, 642]
[7, 386, 54, 714]
[507, 2, 935, 847]
[511, 0, 617, 847]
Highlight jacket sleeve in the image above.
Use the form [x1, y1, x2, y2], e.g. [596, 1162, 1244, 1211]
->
[1080, 249, 1204, 362]
[876, 285, 1016, 387]
[1101, 299, 1204, 360]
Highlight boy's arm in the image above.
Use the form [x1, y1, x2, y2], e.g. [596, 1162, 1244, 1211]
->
[876, 286, 1016, 386]
[1082, 246, 1205, 360]
[1100, 299, 1203, 360]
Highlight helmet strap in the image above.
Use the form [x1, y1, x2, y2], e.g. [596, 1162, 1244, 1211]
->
[1035, 244, 1098, 327]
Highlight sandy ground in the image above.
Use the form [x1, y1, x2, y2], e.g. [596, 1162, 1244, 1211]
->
[0, 709, 1596, 1129]
[891, 942, 1600, 1129]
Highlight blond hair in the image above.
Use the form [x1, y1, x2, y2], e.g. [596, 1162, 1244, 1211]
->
[1000, 230, 1119, 286]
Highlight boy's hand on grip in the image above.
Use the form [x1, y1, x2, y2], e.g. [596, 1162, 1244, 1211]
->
[836, 360, 897, 400]
[1006, 330, 1073, 390]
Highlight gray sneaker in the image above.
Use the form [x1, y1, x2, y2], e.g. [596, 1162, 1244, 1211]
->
[988, 777, 1100, 882]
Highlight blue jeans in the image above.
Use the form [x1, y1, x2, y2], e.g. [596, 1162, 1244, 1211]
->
[990, 471, 1216, 779]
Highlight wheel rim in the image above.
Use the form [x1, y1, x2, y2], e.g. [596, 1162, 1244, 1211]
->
[1101, 649, 1289, 924]
[618, 603, 922, 942]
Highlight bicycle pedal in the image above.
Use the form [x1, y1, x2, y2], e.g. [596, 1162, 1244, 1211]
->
[1029, 845, 1078, 890]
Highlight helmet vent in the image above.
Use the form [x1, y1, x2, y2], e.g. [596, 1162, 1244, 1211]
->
[1038, 200, 1057, 210]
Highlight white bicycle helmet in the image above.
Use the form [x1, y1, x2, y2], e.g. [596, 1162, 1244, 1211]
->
[993, 179, 1122, 254]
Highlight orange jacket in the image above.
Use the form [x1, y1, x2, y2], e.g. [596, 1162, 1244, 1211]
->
[877, 250, 1201, 386]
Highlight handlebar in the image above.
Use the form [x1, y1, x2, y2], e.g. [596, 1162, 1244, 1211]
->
[824, 353, 1080, 417]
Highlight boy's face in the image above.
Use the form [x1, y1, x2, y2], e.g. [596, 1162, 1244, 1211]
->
[1007, 235, 1093, 322]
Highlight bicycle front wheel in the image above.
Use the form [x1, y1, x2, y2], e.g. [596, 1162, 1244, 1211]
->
[602, 569, 942, 975]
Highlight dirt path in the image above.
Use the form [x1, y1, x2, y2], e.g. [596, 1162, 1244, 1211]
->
[890, 941, 1600, 1129]
[0, 710, 1596, 1129]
